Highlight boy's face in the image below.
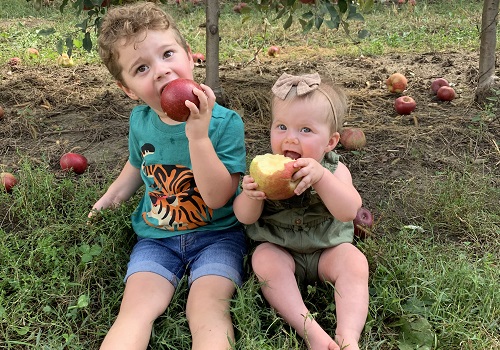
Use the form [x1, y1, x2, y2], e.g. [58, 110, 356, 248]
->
[270, 97, 339, 162]
[116, 29, 194, 119]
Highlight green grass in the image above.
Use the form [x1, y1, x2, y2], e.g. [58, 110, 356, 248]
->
[1, 1, 500, 349]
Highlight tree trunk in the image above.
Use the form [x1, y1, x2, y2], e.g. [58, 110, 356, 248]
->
[475, 0, 500, 103]
[205, 0, 226, 106]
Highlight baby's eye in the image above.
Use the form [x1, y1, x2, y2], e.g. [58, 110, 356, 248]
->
[277, 124, 287, 130]
[301, 127, 312, 133]
[163, 50, 174, 59]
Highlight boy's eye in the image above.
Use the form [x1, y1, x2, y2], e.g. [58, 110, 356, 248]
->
[137, 65, 148, 73]
[163, 50, 174, 59]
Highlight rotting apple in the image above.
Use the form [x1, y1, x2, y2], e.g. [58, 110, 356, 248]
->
[353, 207, 374, 239]
[8, 57, 21, 66]
[436, 86, 456, 101]
[267, 46, 280, 57]
[339, 128, 366, 151]
[192, 52, 205, 64]
[249, 153, 300, 200]
[60, 152, 88, 174]
[1, 172, 17, 193]
[394, 95, 416, 115]
[386, 72, 407, 93]
[161, 78, 202, 122]
[430, 78, 449, 94]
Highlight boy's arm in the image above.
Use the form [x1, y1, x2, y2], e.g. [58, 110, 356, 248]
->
[89, 160, 143, 217]
[233, 175, 265, 225]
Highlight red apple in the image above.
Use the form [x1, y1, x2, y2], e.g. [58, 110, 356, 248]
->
[192, 52, 205, 64]
[233, 2, 248, 13]
[436, 86, 455, 101]
[267, 46, 280, 57]
[249, 154, 300, 200]
[60, 152, 88, 174]
[340, 128, 366, 151]
[386, 73, 407, 93]
[1, 172, 17, 193]
[431, 78, 449, 94]
[394, 95, 416, 115]
[161, 79, 202, 122]
[8, 57, 21, 66]
[353, 207, 374, 239]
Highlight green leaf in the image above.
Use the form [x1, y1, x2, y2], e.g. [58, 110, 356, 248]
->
[314, 16, 323, 30]
[283, 14, 293, 30]
[357, 29, 370, 39]
[76, 294, 90, 308]
[398, 315, 435, 350]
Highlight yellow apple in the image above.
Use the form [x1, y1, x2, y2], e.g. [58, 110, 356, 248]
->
[57, 53, 75, 67]
[249, 153, 300, 200]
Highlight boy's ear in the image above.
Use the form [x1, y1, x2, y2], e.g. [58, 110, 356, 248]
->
[325, 132, 340, 152]
[116, 81, 139, 100]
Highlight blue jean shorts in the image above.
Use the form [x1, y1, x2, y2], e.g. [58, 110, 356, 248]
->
[124, 227, 247, 288]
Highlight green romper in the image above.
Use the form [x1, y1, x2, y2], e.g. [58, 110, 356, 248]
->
[246, 152, 354, 284]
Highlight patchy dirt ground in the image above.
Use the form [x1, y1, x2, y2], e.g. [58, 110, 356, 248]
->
[1, 51, 499, 225]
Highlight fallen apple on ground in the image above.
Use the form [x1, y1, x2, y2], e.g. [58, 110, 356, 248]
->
[436, 86, 455, 101]
[1, 172, 17, 193]
[430, 78, 449, 94]
[232, 2, 248, 13]
[192, 52, 205, 64]
[386, 72, 408, 93]
[267, 46, 280, 57]
[340, 128, 366, 150]
[60, 152, 88, 174]
[8, 57, 21, 66]
[249, 153, 300, 200]
[353, 207, 374, 239]
[57, 53, 75, 67]
[394, 95, 416, 115]
[161, 78, 202, 122]
[27, 48, 39, 57]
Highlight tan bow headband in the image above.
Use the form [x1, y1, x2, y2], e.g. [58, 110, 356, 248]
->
[271, 72, 338, 129]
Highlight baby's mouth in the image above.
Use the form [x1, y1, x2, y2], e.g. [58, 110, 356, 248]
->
[284, 151, 301, 160]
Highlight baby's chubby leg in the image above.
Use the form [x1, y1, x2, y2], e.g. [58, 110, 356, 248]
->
[318, 243, 369, 350]
[100, 271, 175, 350]
[252, 243, 337, 350]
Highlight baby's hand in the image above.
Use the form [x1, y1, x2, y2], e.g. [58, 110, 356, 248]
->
[241, 175, 267, 200]
[292, 158, 326, 195]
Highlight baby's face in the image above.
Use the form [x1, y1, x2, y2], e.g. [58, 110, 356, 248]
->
[116, 29, 194, 118]
[270, 97, 338, 161]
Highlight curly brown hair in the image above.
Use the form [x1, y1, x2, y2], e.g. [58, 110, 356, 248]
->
[98, 2, 189, 84]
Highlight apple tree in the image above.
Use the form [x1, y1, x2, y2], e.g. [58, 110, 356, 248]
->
[476, 0, 500, 105]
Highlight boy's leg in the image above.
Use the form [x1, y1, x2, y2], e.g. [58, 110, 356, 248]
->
[318, 243, 369, 350]
[186, 275, 236, 350]
[100, 271, 175, 350]
[253, 243, 337, 350]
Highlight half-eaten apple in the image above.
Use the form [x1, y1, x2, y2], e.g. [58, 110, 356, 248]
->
[353, 207, 374, 239]
[249, 153, 300, 200]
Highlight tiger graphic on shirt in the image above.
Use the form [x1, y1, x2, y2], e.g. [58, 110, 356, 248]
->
[140, 143, 213, 231]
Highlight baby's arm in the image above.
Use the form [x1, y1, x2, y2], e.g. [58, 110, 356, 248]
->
[233, 175, 265, 225]
[88, 160, 143, 218]
[292, 158, 361, 222]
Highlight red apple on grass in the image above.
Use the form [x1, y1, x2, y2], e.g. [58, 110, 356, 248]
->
[161, 78, 202, 122]
[8, 57, 21, 66]
[249, 153, 300, 200]
[386, 73, 408, 93]
[431, 78, 449, 94]
[340, 128, 366, 151]
[27, 48, 39, 57]
[60, 152, 88, 174]
[1, 172, 17, 193]
[267, 46, 280, 57]
[436, 86, 455, 101]
[192, 52, 205, 64]
[233, 2, 248, 13]
[394, 95, 416, 115]
[353, 207, 374, 239]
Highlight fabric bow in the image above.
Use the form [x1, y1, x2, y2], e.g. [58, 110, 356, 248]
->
[271, 72, 321, 100]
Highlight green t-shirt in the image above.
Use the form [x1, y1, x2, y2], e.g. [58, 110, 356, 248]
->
[128, 103, 246, 238]
[245, 152, 354, 253]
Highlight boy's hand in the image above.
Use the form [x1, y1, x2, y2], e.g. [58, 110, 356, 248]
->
[241, 175, 267, 200]
[185, 83, 216, 141]
[292, 158, 326, 195]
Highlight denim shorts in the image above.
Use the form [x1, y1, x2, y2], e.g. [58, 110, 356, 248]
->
[124, 228, 247, 288]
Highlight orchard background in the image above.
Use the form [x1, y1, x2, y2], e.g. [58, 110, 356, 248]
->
[0, 1, 499, 349]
